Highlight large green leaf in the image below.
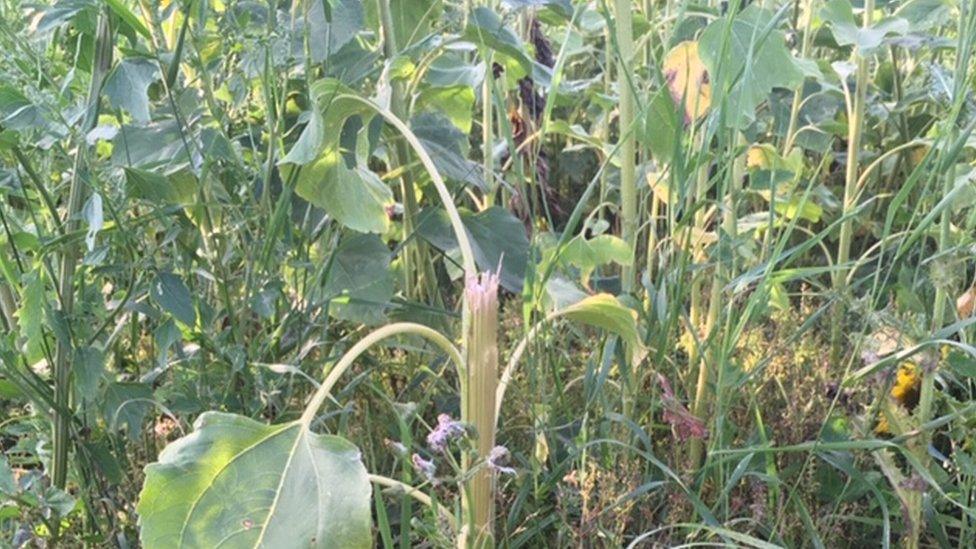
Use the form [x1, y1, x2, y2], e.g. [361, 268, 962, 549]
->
[411, 112, 484, 188]
[16, 269, 45, 364]
[559, 293, 641, 352]
[388, 0, 443, 50]
[640, 90, 682, 163]
[102, 382, 153, 440]
[417, 206, 529, 291]
[104, 58, 158, 124]
[125, 167, 197, 205]
[293, 154, 394, 234]
[137, 412, 372, 549]
[280, 79, 369, 166]
[698, 6, 805, 128]
[323, 233, 394, 324]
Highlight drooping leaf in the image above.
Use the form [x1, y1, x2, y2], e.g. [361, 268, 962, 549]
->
[292, 154, 393, 234]
[417, 206, 529, 291]
[894, 0, 951, 30]
[298, 0, 364, 62]
[387, 0, 444, 50]
[33, 0, 97, 34]
[112, 120, 191, 168]
[151, 272, 197, 326]
[559, 293, 641, 352]
[416, 86, 477, 134]
[640, 90, 682, 163]
[0, 455, 15, 495]
[323, 233, 394, 324]
[137, 412, 372, 549]
[559, 234, 632, 285]
[426, 54, 485, 89]
[82, 192, 103, 251]
[104, 58, 159, 124]
[0, 86, 53, 132]
[699, 6, 805, 128]
[411, 112, 484, 188]
[280, 79, 370, 166]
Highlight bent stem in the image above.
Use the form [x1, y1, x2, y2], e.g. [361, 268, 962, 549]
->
[340, 95, 477, 278]
[368, 474, 459, 534]
[300, 323, 463, 426]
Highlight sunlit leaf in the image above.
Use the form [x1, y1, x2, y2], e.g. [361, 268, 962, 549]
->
[137, 412, 372, 549]
[292, 154, 394, 234]
[559, 293, 641, 352]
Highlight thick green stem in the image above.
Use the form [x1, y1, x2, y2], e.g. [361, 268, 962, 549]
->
[613, 0, 637, 293]
[52, 11, 112, 489]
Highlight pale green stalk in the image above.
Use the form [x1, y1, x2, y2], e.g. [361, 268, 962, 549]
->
[831, 0, 873, 364]
[463, 272, 500, 547]
[301, 323, 464, 424]
[613, 0, 637, 293]
[690, 135, 745, 468]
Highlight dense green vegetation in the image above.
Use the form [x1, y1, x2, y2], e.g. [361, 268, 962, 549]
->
[1, 0, 975, 546]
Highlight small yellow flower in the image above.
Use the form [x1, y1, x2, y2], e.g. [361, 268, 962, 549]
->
[891, 362, 920, 408]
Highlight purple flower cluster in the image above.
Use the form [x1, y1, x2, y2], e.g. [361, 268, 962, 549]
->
[426, 413, 466, 453]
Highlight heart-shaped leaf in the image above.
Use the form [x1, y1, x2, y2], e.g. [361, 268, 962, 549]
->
[137, 412, 372, 549]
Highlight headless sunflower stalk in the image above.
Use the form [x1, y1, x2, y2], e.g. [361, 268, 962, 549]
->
[463, 271, 500, 546]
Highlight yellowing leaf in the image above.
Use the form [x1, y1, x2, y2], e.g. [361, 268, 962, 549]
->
[559, 294, 642, 354]
[663, 41, 711, 123]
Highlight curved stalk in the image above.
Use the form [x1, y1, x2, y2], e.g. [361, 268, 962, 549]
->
[368, 474, 458, 531]
[494, 310, 560, 423]
[300, 323, 464, 425]
[339, 95, 477, 278]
